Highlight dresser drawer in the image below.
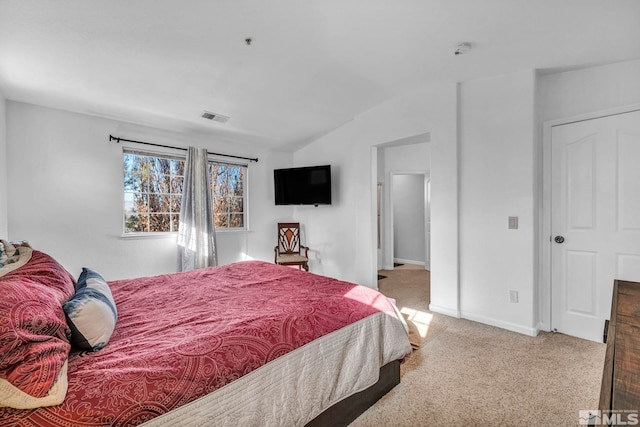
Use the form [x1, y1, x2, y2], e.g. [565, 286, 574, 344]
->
[615, 281, 640, 325]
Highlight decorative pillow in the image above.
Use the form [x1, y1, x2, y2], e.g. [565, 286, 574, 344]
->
[0, 254, 73, 404]
[63, 268, 117, 352]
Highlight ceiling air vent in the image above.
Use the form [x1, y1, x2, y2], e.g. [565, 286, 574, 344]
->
[201, 111, 230, 123]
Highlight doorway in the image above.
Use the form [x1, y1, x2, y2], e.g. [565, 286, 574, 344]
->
[372, 134, 430, 308]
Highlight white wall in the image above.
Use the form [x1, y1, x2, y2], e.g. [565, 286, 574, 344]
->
[538, 59, 640, 122]
[5, 59, 638, 338]
[0, 90, 7, 237]
[392, 174, 425, 264]
[292, 70, 541, 335]
[384, 142, 431, 171]
[458, 71, 537, 335]
[452, 60, 640, 336]
[292, 83, 459, 318]
[286, 61, 640, 337]
[6, 102, 292, 280]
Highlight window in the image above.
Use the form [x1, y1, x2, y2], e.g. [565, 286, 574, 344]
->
[209, 163, 246, 228]
[123, 149, 247, 234]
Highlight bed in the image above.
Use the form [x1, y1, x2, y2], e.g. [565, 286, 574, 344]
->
[0, 245, 411, 426]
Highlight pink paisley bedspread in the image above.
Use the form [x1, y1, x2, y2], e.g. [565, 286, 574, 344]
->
[1, 261, 398, 426]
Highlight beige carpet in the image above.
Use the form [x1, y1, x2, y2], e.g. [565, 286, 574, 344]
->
[380, 264, 443, 348]
[402, 312, 448, 349]
[350, 265, 607, 426]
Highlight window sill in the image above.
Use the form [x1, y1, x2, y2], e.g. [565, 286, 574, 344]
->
[121, 232, 178, 240]
[120, 229, 250, 239]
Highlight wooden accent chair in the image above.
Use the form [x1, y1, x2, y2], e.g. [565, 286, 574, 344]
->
[274, 222, 309, 271]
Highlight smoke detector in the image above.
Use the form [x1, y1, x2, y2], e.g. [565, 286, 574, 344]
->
[201, 111, 230, 123]
[454, 43, 471, 55]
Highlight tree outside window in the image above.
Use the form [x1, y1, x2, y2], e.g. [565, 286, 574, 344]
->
[124, 150, 247, 233]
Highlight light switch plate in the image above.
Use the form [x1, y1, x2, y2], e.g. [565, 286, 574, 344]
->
[509, 290, 519, 303]
[508, 216, 518, 230]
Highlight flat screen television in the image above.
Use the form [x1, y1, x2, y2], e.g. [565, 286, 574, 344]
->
[274, 165, 331, 206]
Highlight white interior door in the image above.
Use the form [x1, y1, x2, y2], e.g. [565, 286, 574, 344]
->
[551, 110, 640, 342]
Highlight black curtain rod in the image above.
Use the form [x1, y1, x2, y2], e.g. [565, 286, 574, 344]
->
[109, 134, 258, 163]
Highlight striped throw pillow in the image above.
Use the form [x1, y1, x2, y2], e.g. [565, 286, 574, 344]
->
[63, 268, 117, 351]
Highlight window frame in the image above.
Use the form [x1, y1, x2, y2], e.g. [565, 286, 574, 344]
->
[122, 147, 249, 237]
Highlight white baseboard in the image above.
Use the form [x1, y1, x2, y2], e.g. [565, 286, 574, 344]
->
[428, 304, 460, 318]
[393, 258, 425, 266]
[460, 311, 540, 337]
[537, 321, 550, 333]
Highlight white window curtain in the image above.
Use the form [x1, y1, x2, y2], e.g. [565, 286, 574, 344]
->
[177, 147, 218, 271]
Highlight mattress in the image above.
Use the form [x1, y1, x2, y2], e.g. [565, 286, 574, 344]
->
[143, 311, 409, 426]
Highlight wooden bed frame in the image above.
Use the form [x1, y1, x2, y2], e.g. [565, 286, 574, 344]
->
[306, 359, 401, 426]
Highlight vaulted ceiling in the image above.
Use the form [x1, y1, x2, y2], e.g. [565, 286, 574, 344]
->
[1, 0, 639, 150]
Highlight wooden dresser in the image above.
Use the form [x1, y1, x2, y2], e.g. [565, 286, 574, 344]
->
[599, 280, 640, 420]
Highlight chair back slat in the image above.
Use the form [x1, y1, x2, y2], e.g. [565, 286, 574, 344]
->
[278, 223, 300, 255]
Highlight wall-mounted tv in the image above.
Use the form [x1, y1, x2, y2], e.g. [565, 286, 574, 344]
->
[274, 165, 331, 206]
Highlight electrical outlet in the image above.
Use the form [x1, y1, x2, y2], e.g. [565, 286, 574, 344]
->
[509, 290, 519, 303]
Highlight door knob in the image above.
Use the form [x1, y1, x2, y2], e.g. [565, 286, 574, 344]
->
[554, 236, 565, 244]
